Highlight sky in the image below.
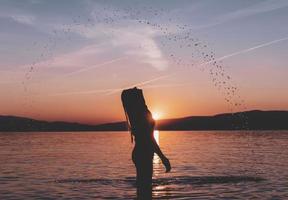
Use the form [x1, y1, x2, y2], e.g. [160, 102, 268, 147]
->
[0, 0, 288, 124]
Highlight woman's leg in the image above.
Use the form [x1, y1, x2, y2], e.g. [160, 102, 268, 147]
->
[136, 158, 153, 199]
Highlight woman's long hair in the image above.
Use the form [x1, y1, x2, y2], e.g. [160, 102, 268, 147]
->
[121, 87, 147, 143]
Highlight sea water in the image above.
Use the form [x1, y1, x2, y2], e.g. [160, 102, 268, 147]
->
[0, 131, 287, 199]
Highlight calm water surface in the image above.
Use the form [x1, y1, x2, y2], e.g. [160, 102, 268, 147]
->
[0, 131, 288, 199]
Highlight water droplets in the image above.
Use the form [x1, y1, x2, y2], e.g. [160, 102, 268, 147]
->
[22, 3, 248, 128]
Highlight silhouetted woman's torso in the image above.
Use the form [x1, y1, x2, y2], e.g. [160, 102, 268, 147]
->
[132, 109, 155, 165]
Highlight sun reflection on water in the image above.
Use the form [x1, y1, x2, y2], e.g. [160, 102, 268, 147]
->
[154, 130, 159, 145]
[153, 130, 161, 177]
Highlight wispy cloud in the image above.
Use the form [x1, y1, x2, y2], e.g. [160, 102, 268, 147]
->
[222, 0, 288, 19]
[110, 27, 168, 71]
[192, 0, 288, 30]
[60, 4, 169, 71]
[10, 14, 35, 25]
[0, 11, 36, 25]
[42, 43, 109, 68]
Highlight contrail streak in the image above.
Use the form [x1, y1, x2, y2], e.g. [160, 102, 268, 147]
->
[142, 83, 189, 89]
[47, 83, 188, 96]
[49, 36, 288, 97]
[47, 88, 116, 96]
[0, 81, 15, 85]
[62, 56, 127, 77]
[104, 74, 175, 95]
[105, 36, 288, 95]
[202, 36, 288, 66]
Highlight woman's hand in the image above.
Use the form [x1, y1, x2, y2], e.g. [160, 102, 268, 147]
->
[161, 156, 171, 173]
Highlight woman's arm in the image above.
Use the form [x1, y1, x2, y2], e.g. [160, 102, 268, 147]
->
[152, 136, 171, 172]
[147, 109, 171, 172]
[149, 122, 166, 160]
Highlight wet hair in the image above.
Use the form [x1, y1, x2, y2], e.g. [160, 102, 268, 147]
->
[121, 87, 148, 142]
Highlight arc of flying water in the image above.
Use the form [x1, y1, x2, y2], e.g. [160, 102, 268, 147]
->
[105, 36, 288, 95]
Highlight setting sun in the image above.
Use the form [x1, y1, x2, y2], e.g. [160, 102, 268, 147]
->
[152, 111, 161, 120]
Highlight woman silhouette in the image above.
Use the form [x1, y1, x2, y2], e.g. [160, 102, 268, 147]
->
[121, 87, 171, 199]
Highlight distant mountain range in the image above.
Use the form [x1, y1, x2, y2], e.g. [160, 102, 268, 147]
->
[0, 110, 288, 132]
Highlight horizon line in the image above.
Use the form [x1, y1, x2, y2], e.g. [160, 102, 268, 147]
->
[1, 109, 287, 126]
